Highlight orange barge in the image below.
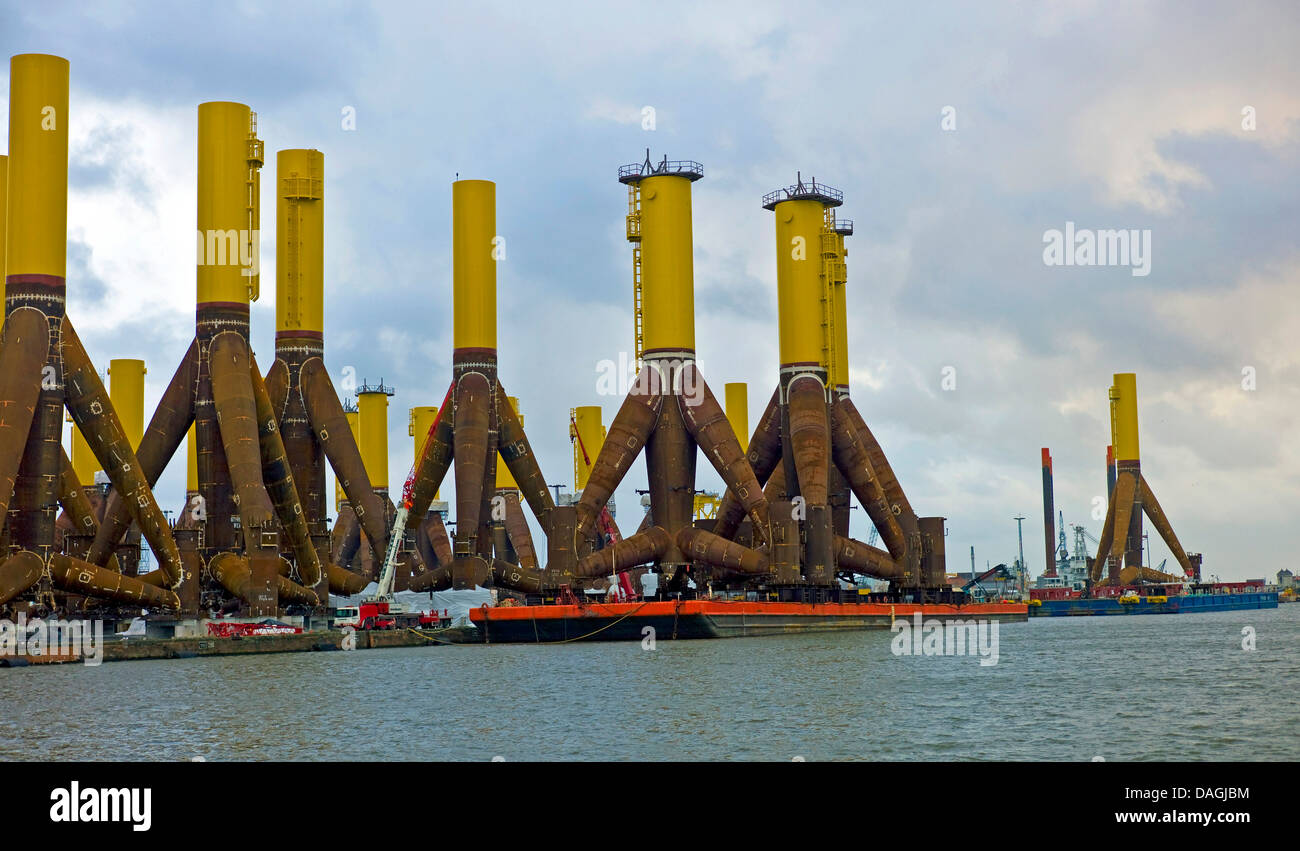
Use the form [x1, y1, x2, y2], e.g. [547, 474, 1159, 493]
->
[469, 598, 1028, 643]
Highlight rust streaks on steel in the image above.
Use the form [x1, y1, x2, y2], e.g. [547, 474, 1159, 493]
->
[677, 525, 769, 574]
[575, 526, 671, 577]
[62, 320, 187, 587]
[0, 308, 51, 520]
[676, 365, 770, 546]
[495, 382, 555, 533]
[49, 553, 180, 609]
[248, 352, 321, 587]
[299, 356, 388, 565]
[87, 338, 197, 568]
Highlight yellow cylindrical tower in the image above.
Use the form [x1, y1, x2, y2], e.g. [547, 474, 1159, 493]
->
[1111, 373, 1140, 462]
[186, 423, 198, 494]
[6, 54, 69, 284]
[108, 359, 146, 450]
[635, 174, 696, 355]
[357, 383, 392, 491]
[275, 148, 324, 336]
[335, 408, 360, 509]
[570, 405, 606, 491]
[772, 199, 827, 370]
[196, 101, 262, 307]
[410, 406, 441, 500]
[497, 397, 521, 490]
[71, 425, 97, 483]
[452, 179, 497, 355]
[0, 153, 7, 329]
[724, 383, 748, 453]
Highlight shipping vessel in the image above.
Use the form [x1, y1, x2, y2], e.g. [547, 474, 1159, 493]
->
[470, 595, 1027, 643]
[1028, 580, 1277, 617]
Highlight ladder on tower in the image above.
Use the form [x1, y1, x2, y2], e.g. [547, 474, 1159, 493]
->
[819, 208, 846, 381]
[626, 183, 644, 368]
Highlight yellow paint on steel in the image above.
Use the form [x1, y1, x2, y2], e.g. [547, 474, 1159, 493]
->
[70, 425, 96, 483]
[1111, 373, 1140, 462]
[637, 174, 696, 353]
[570, 405, 605, 490]
[186, 422, 198, 494]
[108, 359, 146, 450]
[497, 396, 520, 490]
[409, 406, 441, 500]
[196, 101, 262, 305]
[452, 179, 497, 351]
[335, 409, 360, 509]
[358, 390, 389, 490]
[773, 199, 826, 369]
[6, 54, 69, 279]
[724, 383, 748, 453]
[276, 148, 324, 333]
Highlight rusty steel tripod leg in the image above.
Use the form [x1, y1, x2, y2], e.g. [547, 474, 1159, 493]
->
[249, 353, 321, 588]
[496, 381, 555, 534]
[408, 565, 451, 593]
[1138, 475, 1195, 577]
[86, 339, 196, 568]
[575, 526, 672, 578]
[0, 551, 45, 606]
[677, 526, 769, 575]
[49, 553, 180, 609]
[574, 367, 663, 537]
[451, 371, 492, 554]
[713, 386, 782, 541]
[327, 563, 369, 596]
[1090, 486, 1119, 584]
[829, 399, 906, 559]
[57, 448, 100, 556]
[299, 356, 389, 565]
[63, 320, 187, 587]
[677, 366, 771, 546]
[501, 491, 539, 570]
[491, 558, 545, 594]
[834, 535, 905, 582]
[331, 505, 361, 569]
[209, 333, 276, 532]
[0, 309, 49, 523]
[408, 411, 454, 522]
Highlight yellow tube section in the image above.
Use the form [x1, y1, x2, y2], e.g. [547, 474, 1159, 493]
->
[108, 359, 146, 450]
[197, 101, 261, 306]
[831, 244, 850, 394]
[570, 405, 605, 490]
[335, 409, 360, 509]
[6, 54, 69, 281]
[358, 390, 389, 490]
[724, 383, 748, 453]
[1, 153, 7, 328]
[638, 175, 696, 354]
[276, 148, 324, 334]
[497, 397, 520, 490]
[1111, 373, 1140, 462]
[71, 425, 96, 483]
[410, 406, 440, 499]
[452, 179, 497, 352]
[186, 423, 198, 494]
[773, 199, 826, 369]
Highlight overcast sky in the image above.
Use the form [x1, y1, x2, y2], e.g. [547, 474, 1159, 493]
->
[3, 0, 1297, 582]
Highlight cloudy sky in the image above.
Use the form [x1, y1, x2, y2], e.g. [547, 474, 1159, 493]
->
[3, 0, 1296, 582]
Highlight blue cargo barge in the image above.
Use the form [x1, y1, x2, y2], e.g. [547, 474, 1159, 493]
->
[1029, 588, 1278, 617]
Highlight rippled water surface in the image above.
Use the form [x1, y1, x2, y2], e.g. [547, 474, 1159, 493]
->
[3, 605, 1295, 761]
